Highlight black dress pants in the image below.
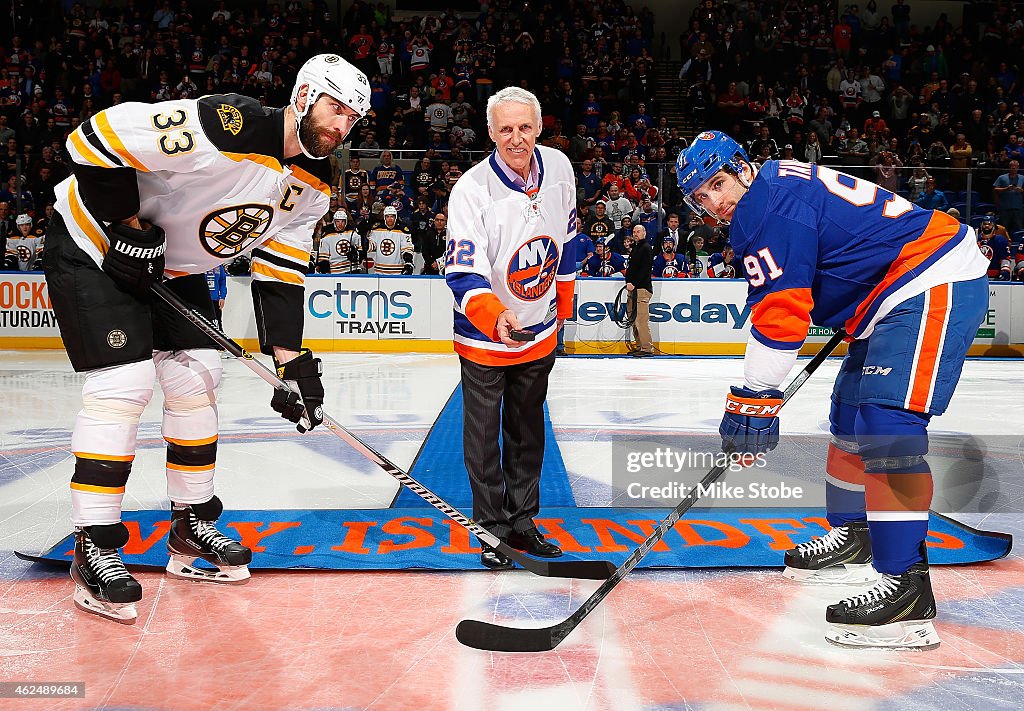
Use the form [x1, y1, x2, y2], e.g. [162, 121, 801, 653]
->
[459, 350, 556, 539]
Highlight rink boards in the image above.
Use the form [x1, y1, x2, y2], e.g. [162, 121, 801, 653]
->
[1, 272, 1022, 356]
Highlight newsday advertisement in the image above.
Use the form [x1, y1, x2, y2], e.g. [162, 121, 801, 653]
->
[1, 273, 1021, 354]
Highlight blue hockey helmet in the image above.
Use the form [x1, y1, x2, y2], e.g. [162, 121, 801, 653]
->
[675, 130, 750, 222]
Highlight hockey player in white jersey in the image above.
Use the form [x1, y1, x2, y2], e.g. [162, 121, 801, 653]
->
[5, 214, 44, 270]
[317, 209, 365, 273]
[42, 54, 369, 624]
[367, 205, 414, 274]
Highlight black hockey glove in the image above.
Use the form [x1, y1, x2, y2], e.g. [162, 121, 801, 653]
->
[102, 222, 166, 298]
[272, 348, 325, 433]
[402, 253, 414, 275]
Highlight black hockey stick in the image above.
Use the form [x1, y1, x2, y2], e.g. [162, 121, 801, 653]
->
[151, 282, 615, 581]
[456, 328, 848, 652]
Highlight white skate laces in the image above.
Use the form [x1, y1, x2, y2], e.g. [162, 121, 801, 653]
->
[191, 513, 236, 553]
[837, 574, 900, 608]
[795, 526, 848, 557]
[85, 538, 134, 585]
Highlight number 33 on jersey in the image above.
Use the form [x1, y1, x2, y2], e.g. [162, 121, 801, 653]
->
[729, 160, 988, 351]
[57, 95, 332, 288]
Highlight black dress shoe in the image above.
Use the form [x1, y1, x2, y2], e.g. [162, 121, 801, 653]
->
[480, 545, 514, 570]
[506, 529, 563, 558]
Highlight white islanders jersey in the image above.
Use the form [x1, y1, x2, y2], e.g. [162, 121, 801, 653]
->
[445, 145, 577, 365]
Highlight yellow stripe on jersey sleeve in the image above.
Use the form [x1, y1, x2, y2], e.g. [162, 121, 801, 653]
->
[94, 112, 149, 172]
[251, 261, 304, 284]
[264, 239, 312, 263]
[222, 152, 284, 173]
[290, 165, 331, 196]
[69, 129, 115, 168]
[67, 180, 109, 256]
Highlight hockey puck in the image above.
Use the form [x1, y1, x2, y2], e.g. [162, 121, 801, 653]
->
[509, 329, 536, 342]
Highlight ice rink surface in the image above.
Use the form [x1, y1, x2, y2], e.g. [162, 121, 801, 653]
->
[1, 350, 1022, 710]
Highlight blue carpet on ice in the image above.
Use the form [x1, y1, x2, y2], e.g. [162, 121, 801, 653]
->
[26, 508, 1011, 571]
[393, 383, 575, 508]
[20, 386, 1013, 571]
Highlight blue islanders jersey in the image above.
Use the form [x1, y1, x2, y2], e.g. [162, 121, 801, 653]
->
[652, 252, 689, 277]
[977, 233, 1011, 278]
[730, 160, 988, 354]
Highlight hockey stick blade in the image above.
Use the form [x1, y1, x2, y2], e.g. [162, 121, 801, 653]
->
[455, 330, 847, 652]
[505, 556, 615, 580]
[457, 619, 566, 653]
[151, 282, 615, 582]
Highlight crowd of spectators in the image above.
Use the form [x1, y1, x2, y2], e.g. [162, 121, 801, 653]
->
[1, 0, 1022, 282]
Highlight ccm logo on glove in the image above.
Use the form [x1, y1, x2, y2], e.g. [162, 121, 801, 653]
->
[725, 393, 783, 417]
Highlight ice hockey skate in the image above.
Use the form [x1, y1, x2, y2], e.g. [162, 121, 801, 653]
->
[70, 524, 143, 625]
[165, 497, 252, 584]
[824, 560, 940, 650]
[782, 520, 879, 585]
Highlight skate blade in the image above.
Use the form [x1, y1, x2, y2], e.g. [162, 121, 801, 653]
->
[825, 620, 941, 650]
[782, 563, 879, 586]
[166, 555, 251, 584]
[73, 587, 138, 625]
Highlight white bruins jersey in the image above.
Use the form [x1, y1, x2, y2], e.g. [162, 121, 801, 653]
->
[445, 145, 577, 366]
[318, 226, 363, 273]
[367, 224, 413, 274]
[6, 235, 44, 271]
[56, 94, 331, 288]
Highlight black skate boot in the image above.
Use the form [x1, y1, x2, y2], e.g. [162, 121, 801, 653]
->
[166, 496, 252, 584]
[824, 560, 940, 650]
[782, 520, 878, 585]
[70, 523, 143, 624]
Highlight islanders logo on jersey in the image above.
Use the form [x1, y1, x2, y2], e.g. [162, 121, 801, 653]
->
[507, 236, 559, 302]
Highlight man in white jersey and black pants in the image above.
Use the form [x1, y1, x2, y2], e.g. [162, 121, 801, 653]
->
[42, 54, 369, 623]
[446, 88, 578, 569]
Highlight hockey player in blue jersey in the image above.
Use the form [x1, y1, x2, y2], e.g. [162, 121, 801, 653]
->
[706, 243, 744, 279]
[652, 235, 690, 277]
[676, 130, 989, 650]
[582, 237, 626, 277]
[976, 213, 1012, 280]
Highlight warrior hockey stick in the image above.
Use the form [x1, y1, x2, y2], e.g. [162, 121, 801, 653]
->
[456, 328, 848, 651]
[151, 282, 615, 581]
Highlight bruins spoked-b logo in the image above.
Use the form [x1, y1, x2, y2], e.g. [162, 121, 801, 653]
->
[199, 204, 274, 257]
[217, 103, 244, 135]
[106, 330, 127, 349]
[378, 239, 396, 256]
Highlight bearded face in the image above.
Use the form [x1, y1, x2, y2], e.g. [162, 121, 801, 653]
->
[298, 107, 342, 158]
